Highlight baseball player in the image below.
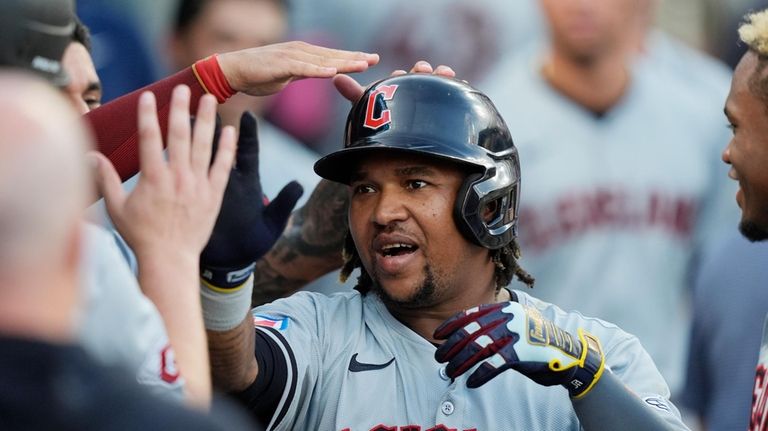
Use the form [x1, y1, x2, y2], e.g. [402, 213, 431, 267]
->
[721, 10, 768, 430]
[479, 0, 737, 394]
[1, 0, 380, 404]
[0, 0, 192, 401]
[201, 73, 689, 430]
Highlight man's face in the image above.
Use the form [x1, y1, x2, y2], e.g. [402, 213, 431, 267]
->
[348, 153, 492, 309]
[539, 0, 639, 63]
[723, 51, 768, 241]
[61, 41, 101, 115]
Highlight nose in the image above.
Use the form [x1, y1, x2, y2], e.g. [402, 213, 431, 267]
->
[722, 141, 732, 165]
[371, 186, 408, 227]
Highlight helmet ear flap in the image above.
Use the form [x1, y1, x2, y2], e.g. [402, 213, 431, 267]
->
[454, 172, 485, 247]
[454, 160, 520, 249]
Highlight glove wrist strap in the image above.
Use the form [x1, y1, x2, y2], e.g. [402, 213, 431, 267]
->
[566, 330, 605, 399]
[201, 262, 255, 290]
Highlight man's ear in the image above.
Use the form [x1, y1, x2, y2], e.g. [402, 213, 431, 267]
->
[482, 199, 499, 223]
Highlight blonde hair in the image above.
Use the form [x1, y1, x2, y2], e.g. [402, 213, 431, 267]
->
[739, 10, 768, 56]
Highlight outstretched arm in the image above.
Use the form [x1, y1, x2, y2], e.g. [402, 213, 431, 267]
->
[87, 41, 379, 182]
[93, 86, 237, 409]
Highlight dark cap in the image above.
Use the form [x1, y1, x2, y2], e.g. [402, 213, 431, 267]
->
[0, 0, 76, 86]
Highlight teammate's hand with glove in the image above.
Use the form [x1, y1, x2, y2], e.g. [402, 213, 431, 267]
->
[199, 111, 303, 330]
[434, 301, 605, 399]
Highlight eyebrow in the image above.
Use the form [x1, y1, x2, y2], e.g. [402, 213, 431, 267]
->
[394, 165, 436, 176]
[350, 165, 437, 183]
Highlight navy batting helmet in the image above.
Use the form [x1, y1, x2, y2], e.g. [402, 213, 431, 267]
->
[314, 74, 520, 249]
[0, 0, 75, 86]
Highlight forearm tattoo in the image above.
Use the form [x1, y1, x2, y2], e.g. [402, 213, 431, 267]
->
[252, 180, 348, 305]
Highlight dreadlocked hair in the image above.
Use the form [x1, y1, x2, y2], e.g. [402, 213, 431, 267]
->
[339, 230, 535, 294]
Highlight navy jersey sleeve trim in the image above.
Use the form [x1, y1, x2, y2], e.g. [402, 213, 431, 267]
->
[233, 327, 298, 431]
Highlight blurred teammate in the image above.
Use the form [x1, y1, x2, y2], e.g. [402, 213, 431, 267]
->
[718, 9, 768, 430]
[0, 71, 250, 430]
[481, 0, 737, 393]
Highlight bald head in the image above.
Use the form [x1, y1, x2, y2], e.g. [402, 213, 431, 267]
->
[0, 72, 91, 282]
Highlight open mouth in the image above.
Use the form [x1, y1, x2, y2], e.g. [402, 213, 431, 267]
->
[379, 243, 419, 257]
[372, 236, 422, 275]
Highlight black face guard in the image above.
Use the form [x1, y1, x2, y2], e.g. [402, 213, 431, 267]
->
[455, 153, 520, 249]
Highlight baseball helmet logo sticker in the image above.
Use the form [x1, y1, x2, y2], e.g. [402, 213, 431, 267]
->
[363, 84, 398, 130]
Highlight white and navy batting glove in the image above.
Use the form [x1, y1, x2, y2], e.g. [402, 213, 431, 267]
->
[199, 112, 302, 330]
[434, 301, 605, 399]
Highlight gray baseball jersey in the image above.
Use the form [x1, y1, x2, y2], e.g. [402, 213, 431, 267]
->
[249, 289, 687, 430]
[750, 315, 768, 430]
[77, 224, 184, 400]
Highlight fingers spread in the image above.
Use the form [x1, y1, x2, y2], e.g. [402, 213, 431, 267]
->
[409, 61, 434, 74]
[433, 65, 456, 77]
[333, 74, 365, 104]
[208, 125, 237, 195]
[191, 94, 218, 175]
[137, 91, 164, 176]
[167, 85, 192, 172]
[90, 152, 126, 219]
[434, 302, 504, 339]
[263, 181, 304, 230]
[234, 111, 260, 172]
[466, 357, 509, 388]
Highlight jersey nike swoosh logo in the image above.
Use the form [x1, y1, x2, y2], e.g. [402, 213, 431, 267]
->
[348, 353, 395, 372]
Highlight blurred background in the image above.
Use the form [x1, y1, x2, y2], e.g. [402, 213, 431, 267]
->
[73, 1, 768, 430]
[77, 0, 766, 155]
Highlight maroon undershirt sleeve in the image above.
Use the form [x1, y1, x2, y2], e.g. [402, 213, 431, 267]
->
[84, 67, 207, 181]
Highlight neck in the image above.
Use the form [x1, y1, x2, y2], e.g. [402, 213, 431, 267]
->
[386, 281, 511, 344]
[0, 276, 79, 344]
[542, 47, 630, 114]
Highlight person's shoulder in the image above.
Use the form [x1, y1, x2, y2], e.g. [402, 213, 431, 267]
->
[636, 32, 731, 115]
[266, 289, 362, 308]
[6, 340, 255, 431]
[253, 290, 365, 326]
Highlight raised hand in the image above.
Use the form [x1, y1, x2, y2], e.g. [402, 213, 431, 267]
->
[201, 111, 303, 289]
[93, 86, 236, 258]
[434, 301, 605, 399]
[217, 41, 379, 97]
[91, 85, 237, 408]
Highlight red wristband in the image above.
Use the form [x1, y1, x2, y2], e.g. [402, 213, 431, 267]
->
[191, 54, 236, 103]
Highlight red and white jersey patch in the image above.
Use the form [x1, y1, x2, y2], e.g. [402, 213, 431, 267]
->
[253, 313, 289, 330]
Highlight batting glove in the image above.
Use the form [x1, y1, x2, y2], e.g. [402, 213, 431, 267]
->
[200, 112, 303, 330]
[434, 301, 605, 399]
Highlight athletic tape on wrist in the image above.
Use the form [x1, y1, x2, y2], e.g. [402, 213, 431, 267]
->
[200, 274, 254, 331]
